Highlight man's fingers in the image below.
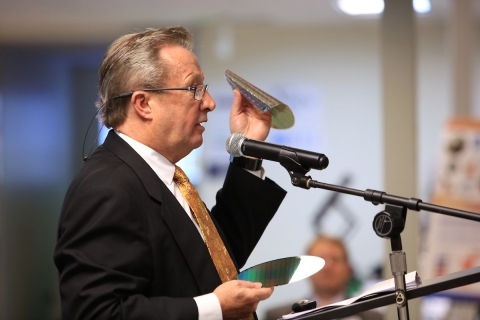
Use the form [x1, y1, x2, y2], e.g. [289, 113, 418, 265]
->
[214, 280, 276, 319]
[253, 286, 274, 300]
[238, 281, 274, 300]
[233, 280, 274, 298]
[232, 89, 242, 110]
[234, 280, 260, 288]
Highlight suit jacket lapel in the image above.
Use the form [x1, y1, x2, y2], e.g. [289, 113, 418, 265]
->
[102, 130, 221, 293]
[161, 199, 222, 293]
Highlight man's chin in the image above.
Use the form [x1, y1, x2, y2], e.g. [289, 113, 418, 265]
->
[192, 137, 203, 149]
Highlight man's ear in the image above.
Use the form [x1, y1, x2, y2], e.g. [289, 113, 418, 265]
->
[130, 92, 153, 120]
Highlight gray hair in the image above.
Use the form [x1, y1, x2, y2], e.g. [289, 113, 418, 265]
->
[96, 26, 194, 128]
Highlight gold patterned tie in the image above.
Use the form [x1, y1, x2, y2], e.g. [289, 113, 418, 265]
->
[173, 166, 255, 320]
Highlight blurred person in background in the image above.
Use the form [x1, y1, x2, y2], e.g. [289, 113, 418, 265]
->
[265, 235, 383, 320]
[54, 26, 287, 320]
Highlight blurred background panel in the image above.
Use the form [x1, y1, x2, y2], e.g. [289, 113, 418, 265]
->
[0, 1, 479, 319]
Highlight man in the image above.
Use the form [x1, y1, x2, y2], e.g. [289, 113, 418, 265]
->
[54, 26, 287, 319]
[265, 236, 383, 320]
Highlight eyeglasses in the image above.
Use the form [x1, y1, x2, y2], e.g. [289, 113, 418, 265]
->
[112, 84, 209, 101]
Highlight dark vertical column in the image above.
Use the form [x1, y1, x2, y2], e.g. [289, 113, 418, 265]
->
[0, 47, 72, 320]
[0, 46, 102, 320]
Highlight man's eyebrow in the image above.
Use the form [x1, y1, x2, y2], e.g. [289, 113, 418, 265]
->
[185, 73, 204, 84]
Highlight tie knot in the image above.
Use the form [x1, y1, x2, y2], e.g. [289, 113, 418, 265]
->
[173, 165, 189, 184]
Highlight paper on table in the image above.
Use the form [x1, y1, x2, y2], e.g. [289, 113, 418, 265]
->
[282, 271, 421, 319]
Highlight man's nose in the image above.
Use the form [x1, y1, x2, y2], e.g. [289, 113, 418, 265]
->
[201, 91, 216, 111]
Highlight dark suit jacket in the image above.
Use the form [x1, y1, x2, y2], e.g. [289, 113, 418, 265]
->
[54, 130, 286, 319]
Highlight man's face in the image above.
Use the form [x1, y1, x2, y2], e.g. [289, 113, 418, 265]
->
[309, 240, 352, 297]
[150, 45, 216, 162]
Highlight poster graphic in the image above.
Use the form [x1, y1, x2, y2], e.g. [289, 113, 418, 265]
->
[421, 118, 480, 298]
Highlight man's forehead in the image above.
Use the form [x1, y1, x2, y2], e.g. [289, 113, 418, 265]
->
[159, 45, 197, 65]
[311, 241, 346, 255]
[159, 45, 203, 80]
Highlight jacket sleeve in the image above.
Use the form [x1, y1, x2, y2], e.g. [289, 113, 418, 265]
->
[211, 163, 287, 269]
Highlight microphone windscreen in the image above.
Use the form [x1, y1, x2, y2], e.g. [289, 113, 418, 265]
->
[225, 133, 245, 157]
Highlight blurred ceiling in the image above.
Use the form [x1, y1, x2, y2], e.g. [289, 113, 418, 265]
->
[0, 0, 476, 45]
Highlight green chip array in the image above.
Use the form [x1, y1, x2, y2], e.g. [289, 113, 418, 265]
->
[236, 257, 301, 287]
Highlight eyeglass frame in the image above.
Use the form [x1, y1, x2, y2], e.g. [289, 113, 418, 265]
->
[112, 84, 209, 101]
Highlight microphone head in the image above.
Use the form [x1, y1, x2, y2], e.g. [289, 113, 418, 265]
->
[225, 133, 246, 157]
[225, 69, 295, 129]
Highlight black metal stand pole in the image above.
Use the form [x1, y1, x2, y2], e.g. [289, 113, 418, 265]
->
[390, 248, 409, 320]
[373, 205, 410, 320]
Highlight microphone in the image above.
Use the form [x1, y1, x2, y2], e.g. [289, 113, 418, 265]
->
[225, 133, 329, 170]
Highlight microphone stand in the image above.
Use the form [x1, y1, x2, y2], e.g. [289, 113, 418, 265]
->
[277, 149, 480, 320]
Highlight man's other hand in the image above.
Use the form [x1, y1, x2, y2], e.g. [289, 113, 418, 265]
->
[214, 280, 274, 319]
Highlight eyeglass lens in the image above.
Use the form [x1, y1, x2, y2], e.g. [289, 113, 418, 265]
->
[194, 85, 207, 100]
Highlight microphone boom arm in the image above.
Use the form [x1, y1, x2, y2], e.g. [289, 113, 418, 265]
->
[305, 179, 480, 222]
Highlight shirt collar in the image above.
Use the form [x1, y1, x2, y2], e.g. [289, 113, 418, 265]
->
[115, 131, 175, 186]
